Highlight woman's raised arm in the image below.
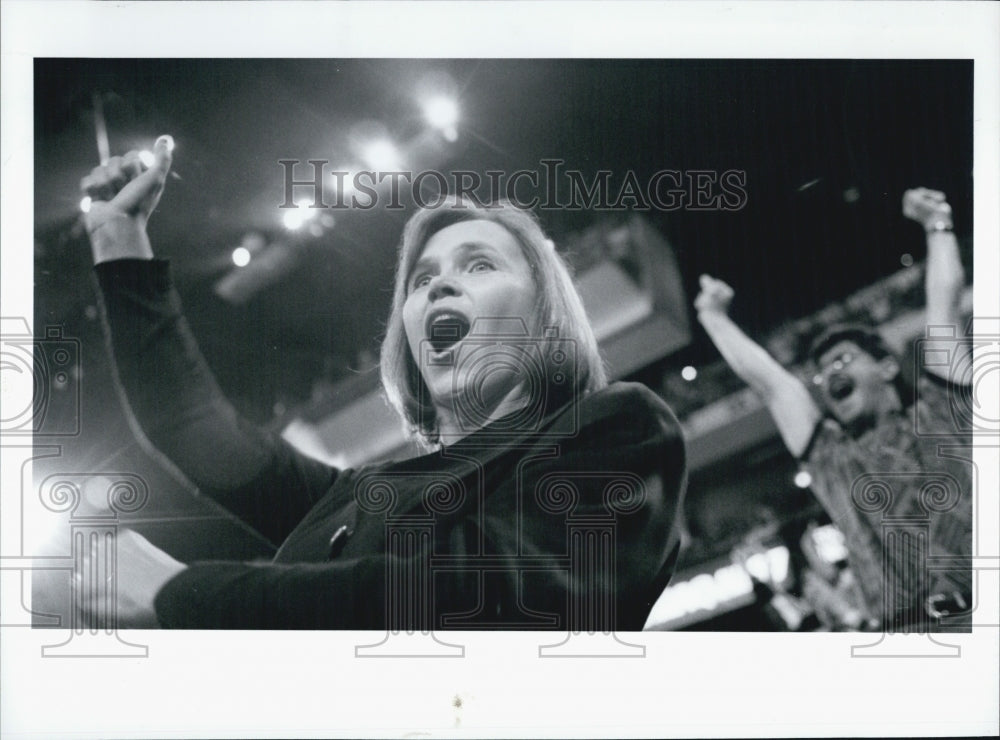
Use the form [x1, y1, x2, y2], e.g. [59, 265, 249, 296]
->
[82, 137, 336, 545]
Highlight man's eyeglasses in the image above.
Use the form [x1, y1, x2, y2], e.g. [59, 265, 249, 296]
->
[812, 351, 855, 386]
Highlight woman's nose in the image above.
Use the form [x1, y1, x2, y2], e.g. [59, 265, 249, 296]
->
[428, 276, 462, 302]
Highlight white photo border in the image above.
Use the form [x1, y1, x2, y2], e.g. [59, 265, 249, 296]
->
[2, 1, 998, 738]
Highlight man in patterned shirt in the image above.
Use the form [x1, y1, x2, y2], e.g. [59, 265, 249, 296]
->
[694, 187, 972, 632]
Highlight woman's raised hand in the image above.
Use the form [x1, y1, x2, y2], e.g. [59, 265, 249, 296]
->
[80, 134, 174, 262]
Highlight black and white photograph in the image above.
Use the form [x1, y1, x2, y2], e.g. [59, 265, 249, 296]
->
[2, 2, 998, 738]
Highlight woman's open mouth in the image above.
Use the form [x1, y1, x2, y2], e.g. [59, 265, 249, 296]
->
[427, 312, 471, 353]
[828, 374, 855, 401]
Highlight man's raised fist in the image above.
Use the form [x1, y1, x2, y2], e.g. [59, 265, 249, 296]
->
[694, 274, 735, 316]
[902, 187, 953, 232]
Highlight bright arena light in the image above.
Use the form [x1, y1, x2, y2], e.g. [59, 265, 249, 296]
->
[361, 140, 402, 171]
[79, 196, 92, 213]
[424, 96, 460, 139]
[282, 198, 315, 231]
[681, 365, 698, 382]
[794, 469, 813, 489]
[424, 96, 459, 128]
[138, 150, 156, 168]
[283, 209, 306, 230]
[231, 247, 251, 267]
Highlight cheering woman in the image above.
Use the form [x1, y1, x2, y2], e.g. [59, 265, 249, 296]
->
[80, 135, 686, 630]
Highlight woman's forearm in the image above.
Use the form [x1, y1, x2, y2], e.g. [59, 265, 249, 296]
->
[95, 260, 332, 545]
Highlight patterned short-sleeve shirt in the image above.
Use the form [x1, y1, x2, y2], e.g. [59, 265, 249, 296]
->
[801, 372, 972, 628]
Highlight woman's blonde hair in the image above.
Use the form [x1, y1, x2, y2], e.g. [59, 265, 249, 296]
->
[380, 199, 608, 445]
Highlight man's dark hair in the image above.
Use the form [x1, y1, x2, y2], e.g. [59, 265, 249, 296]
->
[807, 323, 895, 365]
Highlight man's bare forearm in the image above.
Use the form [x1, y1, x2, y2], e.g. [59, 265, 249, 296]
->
[698, 311, 791, 400]
[925, 229, 965, 332]
[697, 307, 820, 457]
[903, 188, 967, 335]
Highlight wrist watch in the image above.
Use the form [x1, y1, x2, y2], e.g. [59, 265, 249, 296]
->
[927, 217, 953, 233]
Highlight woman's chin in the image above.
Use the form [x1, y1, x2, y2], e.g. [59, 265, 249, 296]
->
[428, 370, 527, 426]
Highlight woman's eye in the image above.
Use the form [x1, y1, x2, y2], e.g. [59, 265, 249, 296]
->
[469, 259, 495, 273]
[411, 274, 431, 290]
